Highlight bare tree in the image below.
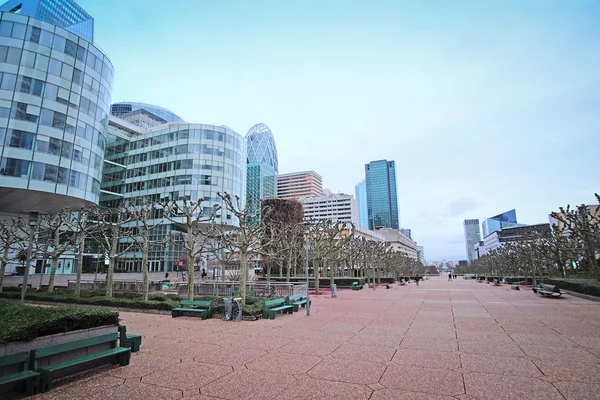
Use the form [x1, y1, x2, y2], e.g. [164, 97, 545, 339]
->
[37, 209, 76, 292]
[163, 199, 218, 300]
[71, 206, 100, 297]
[0, 217, 26, 292]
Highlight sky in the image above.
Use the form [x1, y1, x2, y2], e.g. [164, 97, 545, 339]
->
[80, 0, 599, 261]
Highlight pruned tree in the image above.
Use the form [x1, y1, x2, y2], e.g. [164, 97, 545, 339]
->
[0, 217, 26, 292]
[71, 206, 100, 297]
[163, 199, 218, 300]
[37, 209, 76, 292]
[306, 218, 344, 295]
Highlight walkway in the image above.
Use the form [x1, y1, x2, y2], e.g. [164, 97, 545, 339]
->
[19, 276, 600, 399]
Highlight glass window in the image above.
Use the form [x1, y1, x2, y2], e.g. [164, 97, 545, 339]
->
[32, 79, 44, 96]
[64, 39, 77, 58]
[34, 54, 49, 71]
[0, 46, 6, 61]
[31, 162, 44, 180]
[39, 30, 53, 47]
[12, 102, 27, 120]
[40, 108, 53, 126]
[76, 45, 85, 62]
[57, 167, 68, 184]
[60, 63, 73, 81]
[94, 56, 102, 74]
[21, 50, 35, 68]
[43, 83, 58, 100]
[69, 170, 79, 187]
[43, 164, 57, 182]
[35, 136, 49, 153]
[0, 21, 12, 37]
[49, 137, 61, 155]
[52, 112, 66, 130]
[27, 26, 41, 43]
[18, 76, 32, 93]
[6, 47, 21, 65]
[78, 173, 87, 190]
[0, 73, 16, 91]
[11, 23, 25, 40]
[0, 107, 9, 118]
[72, 68, 82, 86]
[2, 158, 30, 178]
[61, 141, 72, 158]
[52, 35, 66, 52]
[48, 58, 61, 76]
[9, 130, 34, 149]
[85, 53, 95, 69]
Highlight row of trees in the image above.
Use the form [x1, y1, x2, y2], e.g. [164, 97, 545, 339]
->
[0, 192, 424, 304]
[458, 194, 600, 281]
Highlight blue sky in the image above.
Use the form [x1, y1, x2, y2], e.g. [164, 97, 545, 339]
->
[81, 0, 599, 260]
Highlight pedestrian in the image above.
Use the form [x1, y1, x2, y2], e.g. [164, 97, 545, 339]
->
[182, 271, 186, 281]
[165, 272, 169, 280]
[201, 267, 207, 279]
[415, 277, 420, 286]
[448, 272, 452, 282]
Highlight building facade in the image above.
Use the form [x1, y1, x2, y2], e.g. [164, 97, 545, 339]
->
[354, 179, 368, 228]
[464, 219, 481, 261]
[277, 170, 322, 199]
[300, 192, 359, 225]
[365, 159, 399, 230]
[482, 209, 524, 237]
[0, 0, 113, 217]
[480, 223, 551, 256]
[377, 227, 417, 259]
[416, 245, 424, 264]
[245, 123, 278, 221]
[400, 228, 412, 239]
[246, 162, 275, 215]
[110, 102, 184, 123]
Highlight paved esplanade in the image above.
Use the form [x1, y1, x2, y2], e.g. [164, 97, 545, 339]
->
[23, 276, 600, 400]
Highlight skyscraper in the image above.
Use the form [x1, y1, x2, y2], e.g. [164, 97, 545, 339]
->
[354, 180, 368, 228]
[365, 160, 399, 230]
[245, 123, 278, 222]
[277, 171, 322, 199]
[464, 219, 481, 261]
[482, 209, 524, 237]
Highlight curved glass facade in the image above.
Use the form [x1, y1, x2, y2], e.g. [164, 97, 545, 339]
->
[246, 122, 278, 173]
[0, 11, 113, 213]
[111, 102, 184, 123]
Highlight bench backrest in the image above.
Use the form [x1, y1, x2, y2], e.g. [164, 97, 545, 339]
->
[34, 333, 118, 359]
[543, 284, 559, 293]
[264, 298, 285, 308]
[352, 282, 359, 285]
[287, 295, 302, 302]
[0, 351, 29, 369]
[180, 300, 212, 309]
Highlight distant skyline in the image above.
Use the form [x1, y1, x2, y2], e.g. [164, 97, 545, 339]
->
[81, 0, 599, 260]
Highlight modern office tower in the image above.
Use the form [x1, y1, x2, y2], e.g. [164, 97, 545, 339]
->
[400, 228, 412, 239]
[300, 192, 359, 225]
[464, 219, 481, 261]
[277, 170, 322, 199]
[245, 123, 278, 221]
[354, 179, 368, 228]
[482, 209, 525, 237]
[417, 246, 424, 264]
[481, 223, 550, 256]
[99, 104, 246, 272]
[111, 102, 184, 124]
[0, 0, 114, 216]
[365, 160, 399, 230]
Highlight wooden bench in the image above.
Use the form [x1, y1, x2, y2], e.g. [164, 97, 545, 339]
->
[0, 351, 40, 395]
[537, 284, 563, 297]
[171, 300, 213, 319]
[232, 289, 256, 297]
[118, 325, 142, 352]
[351, 281, 362, 291]
[286, 295, 309, 312]
[262, 298, 293, 319]
[33, 333, 130, 392]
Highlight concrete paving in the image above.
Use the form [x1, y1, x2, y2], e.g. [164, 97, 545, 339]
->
[11, 276, 600, 399]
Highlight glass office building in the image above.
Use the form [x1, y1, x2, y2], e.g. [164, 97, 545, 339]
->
[246, 123, 278, 173]
[246, 162, 275, 224]
[245, 123, 277, 224]
[464, 219, 481, 261]
[0, 1, 113, 215]
[482, 209, 524, 237]
[111, 102, 184, 124]
[354, 179, 368, 229]
[365, 159, 399, 230]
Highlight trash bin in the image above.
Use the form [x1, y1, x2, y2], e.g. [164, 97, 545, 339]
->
[232, 297, 243, 321]
[223, 297, 233, 321]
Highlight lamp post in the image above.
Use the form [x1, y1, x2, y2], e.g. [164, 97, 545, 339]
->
[21, 212, 39, 303]
[305, 229, 311, 316]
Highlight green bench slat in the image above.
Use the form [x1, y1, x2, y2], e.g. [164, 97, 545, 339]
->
[38, 347, 129, 373]
[35, 333, 118, 359]
[173, 307, 206, 312]
[0, 370, 39, 385]
[172, 300, 213, 319]
[0, 351, 40, 394]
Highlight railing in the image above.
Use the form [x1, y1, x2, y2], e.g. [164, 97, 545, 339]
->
[67, 280, 163, 292]
[177, 281, 307, 298]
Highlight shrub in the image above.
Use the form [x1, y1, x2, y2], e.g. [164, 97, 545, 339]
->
[0, 300, 119, 344]
[545, 278, 600, 297]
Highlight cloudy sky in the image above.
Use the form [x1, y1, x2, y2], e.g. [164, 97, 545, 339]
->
[82, 0, 599, 261]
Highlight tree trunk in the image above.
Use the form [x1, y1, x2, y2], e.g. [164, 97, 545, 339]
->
[266, 258, 271, 281]
[286, 253, 292, 282]
[106, 255, 116, 297]
[75, 234, 85, 297]
[314, 259, 320, 295]
[187, 225, 194, 300]
[239, 250, 248, 304]
[0, 245, 9, 292]
[142, 240, 149, 301]
[47, 256, 59, 292]
[329, 260, 334, 292]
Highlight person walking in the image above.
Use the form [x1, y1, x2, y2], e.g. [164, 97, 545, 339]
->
[448, 272, 452, 282]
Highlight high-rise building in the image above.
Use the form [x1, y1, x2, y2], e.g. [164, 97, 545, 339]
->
[482, 209, 525, 237]
[277, 171, 322, 199]
[110, 102, 184, 123]
[463, 219, 481, 261]
[416, 246, 424, 264]
[481, 223, 551, 256]
[354, 180, 368, 228]
[365, 160, 399, 230]
[400, 228, 412, 239]
[0, 0, 114, 216]
[245, 123, 278, 222]
[300, 192, 358, 225]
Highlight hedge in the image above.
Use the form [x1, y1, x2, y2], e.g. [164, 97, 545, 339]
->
[0, 300, 119, 344]
[545, 278, 600, 298]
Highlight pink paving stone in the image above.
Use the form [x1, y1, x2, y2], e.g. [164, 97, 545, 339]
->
[108, 352, 181, 379]
[193, 346, 267, 366]
[380, 365, 465, 396]
[458, 340, 526, 357]
[456, 331, 513, 343]
[463, 372, 564, 400]
[518, 344, 600, 362]
[391, 348, 461, 370]
[276, 377, 372, 400]
[553, 380, 600, 400]
[300, 330, 355, 343]
[568, 336, 600, 350]
[370, 388, 456, 400]
[229, 334, 293, 350]
[142, 361, 232, 390]
[277, 338, 342, 356]
[330, 343, 397, 362]
[307, 358, 387, 384]
[246, 351, 321, 374]
[460, 353, 542, 377]
[508, 333, 580, 347]
[400, 336, 459, 352]
[405, 327, 457, 339]
[93, 380, 183, 400]
[348, 333, 403, 347]
[200, 368, 296, 400]
[358, 325, 409, 336]
[143, 337, 222, 359]
[32, 373, 125, 400]
[533, 359, 600, 384]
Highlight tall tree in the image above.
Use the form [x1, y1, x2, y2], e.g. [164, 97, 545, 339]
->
[0, 217, 26, 292]
[37, 209, 76, 292]
[71, 206, 99, 297]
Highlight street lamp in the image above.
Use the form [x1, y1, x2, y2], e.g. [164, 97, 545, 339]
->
[304, 225, 311, 316]
[21, 212, 39, 303]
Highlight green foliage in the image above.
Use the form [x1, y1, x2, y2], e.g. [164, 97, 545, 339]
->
[546, 278, 600, 297]
[0, 300, 119, 344]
